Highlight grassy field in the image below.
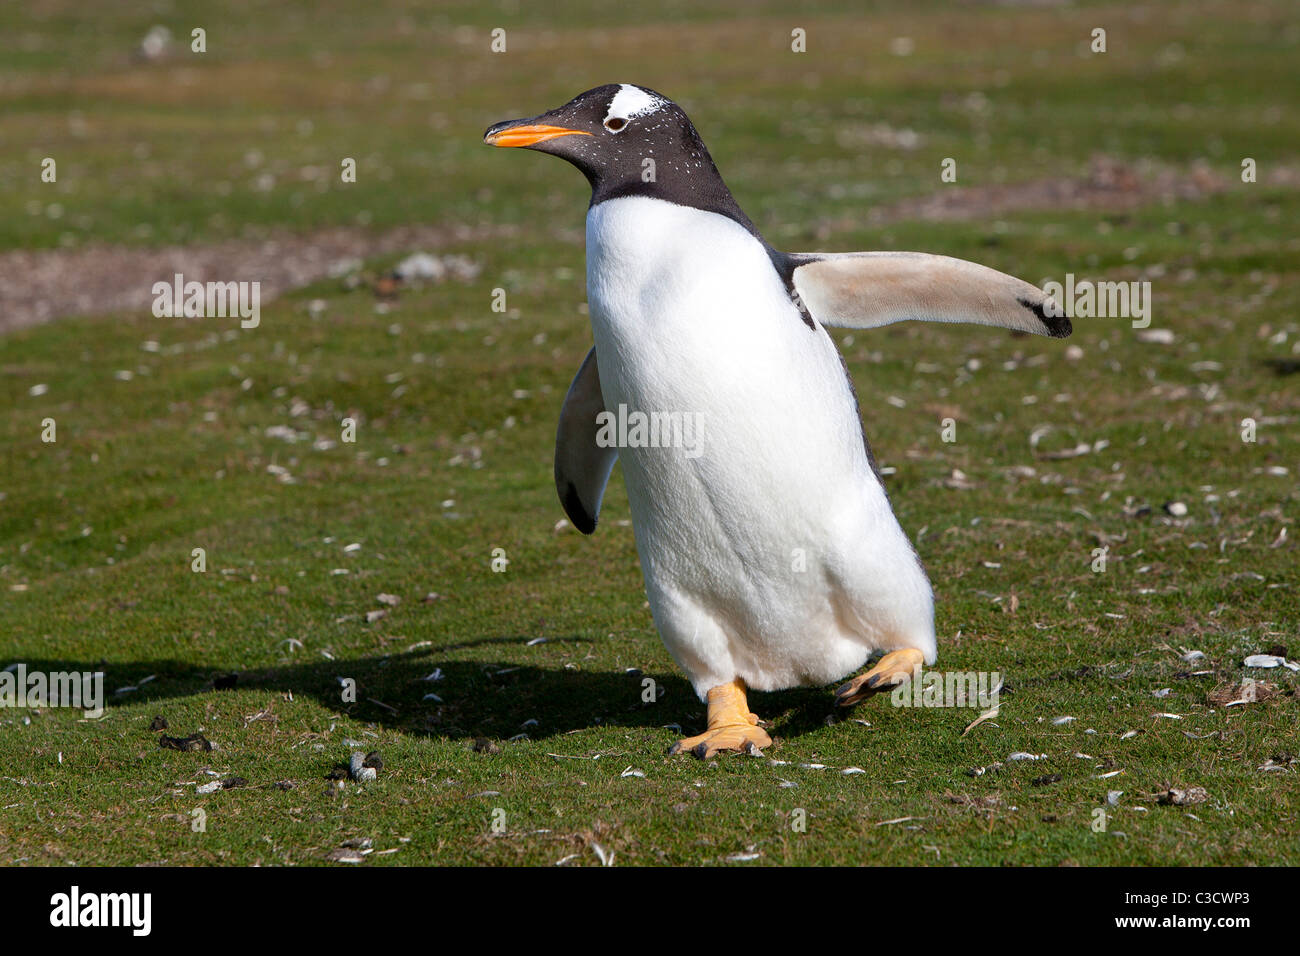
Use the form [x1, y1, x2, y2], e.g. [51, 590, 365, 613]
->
[1, 1, 1297, 866]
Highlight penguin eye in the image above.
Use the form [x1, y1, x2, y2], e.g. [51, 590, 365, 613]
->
[604, 116, 628, 132]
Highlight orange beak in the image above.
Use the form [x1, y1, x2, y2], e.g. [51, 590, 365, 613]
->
[484, 124, 592, 148]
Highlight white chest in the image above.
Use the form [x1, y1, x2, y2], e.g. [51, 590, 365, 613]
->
[584, 197, 831, 409]
[582, 195, 876, 545]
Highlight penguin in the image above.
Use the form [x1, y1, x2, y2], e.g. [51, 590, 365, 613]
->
[484, 84, 1069, 758]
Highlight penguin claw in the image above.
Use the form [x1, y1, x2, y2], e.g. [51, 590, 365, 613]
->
[835, 648, 926, 707]
[668, 679, 772, 758]
[668, 723, 773, 760]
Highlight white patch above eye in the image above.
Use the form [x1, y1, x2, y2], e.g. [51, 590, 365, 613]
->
[604, 84, 667, 129]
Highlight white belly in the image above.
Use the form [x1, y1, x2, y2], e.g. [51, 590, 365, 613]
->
[585, 196, 934, 697]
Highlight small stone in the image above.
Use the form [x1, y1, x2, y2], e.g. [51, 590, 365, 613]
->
[349, 751, 377, 782]
[1159, 786, 1207, 806]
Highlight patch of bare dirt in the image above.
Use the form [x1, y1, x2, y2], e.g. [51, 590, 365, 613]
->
[0, 223, 517, 334]
[5, 156, 1294, 334]
[859, 154, 1297, 227]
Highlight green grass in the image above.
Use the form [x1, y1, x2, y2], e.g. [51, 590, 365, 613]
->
[1, 0, 1298, 866]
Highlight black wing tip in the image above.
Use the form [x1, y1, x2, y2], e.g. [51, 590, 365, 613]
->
[560, 481, 597, 535]
[1018, 295, 1073, 338]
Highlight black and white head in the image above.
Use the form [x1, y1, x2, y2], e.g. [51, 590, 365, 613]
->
[484, 83, 749, 219]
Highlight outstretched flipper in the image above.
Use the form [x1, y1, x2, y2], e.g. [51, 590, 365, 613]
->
[554, 346, 618, 534]
[787, 251, 1071, 338]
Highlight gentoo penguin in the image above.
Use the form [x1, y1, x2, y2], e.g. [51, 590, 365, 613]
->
[484, 84, 1069, 758]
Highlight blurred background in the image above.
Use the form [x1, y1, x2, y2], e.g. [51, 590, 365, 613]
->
[4, 0, 1296, 325]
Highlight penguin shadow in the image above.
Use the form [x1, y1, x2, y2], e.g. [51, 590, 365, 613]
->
[761, 687, 858, 741]
[1260, 357, 1300, 376]
[18, 649, 706, 743]
[21, 650, 851, 746]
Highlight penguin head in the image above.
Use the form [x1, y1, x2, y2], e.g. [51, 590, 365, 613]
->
[484, 84, 718, 196]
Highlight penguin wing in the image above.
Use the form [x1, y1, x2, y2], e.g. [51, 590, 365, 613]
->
[555, 347, 618, 535]
[787, 251, 1070, 338]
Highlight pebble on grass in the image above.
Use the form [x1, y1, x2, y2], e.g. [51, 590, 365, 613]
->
[348, 751, 378, 782]
[1244, 653, 1299, 671]
[1158, 786, 1208, 806]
